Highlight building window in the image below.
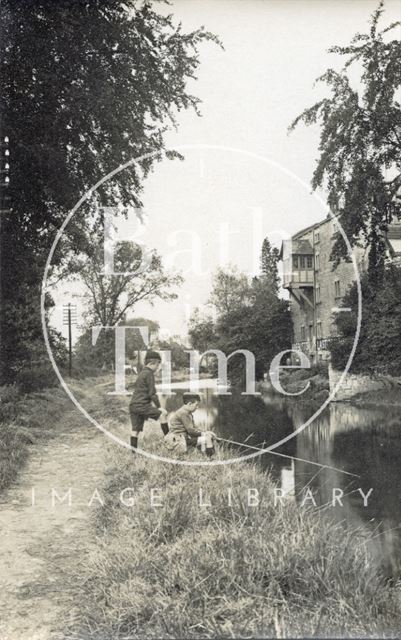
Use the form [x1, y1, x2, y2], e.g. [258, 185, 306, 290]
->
[317, 320, 322, 339]
[300, 256, 306, 269]
[315, 284, 321, 303]
[300, 325, 306, 341]
[293, 255, 299, 269]
[315, 252, 320, 270]
[315, 231, 320, 243]
[308, 324, 313, 343]
[334, 280, 341, 298]
[307, 255, 313, 268]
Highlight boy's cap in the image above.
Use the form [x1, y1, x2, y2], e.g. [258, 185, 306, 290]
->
[144, 350, 162, 363]
[183, 392, 201, 403]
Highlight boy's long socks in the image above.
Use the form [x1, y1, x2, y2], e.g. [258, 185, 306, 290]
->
[130, 435, 138, 451]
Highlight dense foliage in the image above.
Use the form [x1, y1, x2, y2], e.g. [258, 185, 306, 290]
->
[291, 1, 401, 279]
[216, 276, 292, 381]
[329, 263, 401, 375]
[0, 0, 218, 384]
[208, 266, 251, 316]
[78, 240, 182, 326]
[188, 310, 218, 355]
[260, 237, 279, 293]
[189, 253, 292, 384]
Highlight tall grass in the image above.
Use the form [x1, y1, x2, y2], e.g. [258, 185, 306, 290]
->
[67, 440, 401, 639]
[0, 384, 69, 492]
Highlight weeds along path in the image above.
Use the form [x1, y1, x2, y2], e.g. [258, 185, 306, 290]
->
[0, 378, 122, 640]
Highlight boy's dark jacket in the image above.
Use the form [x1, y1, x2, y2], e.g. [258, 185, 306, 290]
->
[129, 366, 160, 409]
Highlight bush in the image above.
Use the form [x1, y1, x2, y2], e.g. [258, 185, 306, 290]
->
[330, 264, 401, 375]
[15, 364, 59, 393]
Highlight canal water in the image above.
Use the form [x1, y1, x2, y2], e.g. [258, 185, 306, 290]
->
[162, 380, 401, 577]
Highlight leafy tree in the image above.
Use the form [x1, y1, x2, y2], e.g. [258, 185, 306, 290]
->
[208, 266, 251, 316]
[0, 0, 219, 383]
[260, 237, 280, 293]
[72, 238, 181, 370]
[74, 314, 159, 372]
[189, 267, 292, 383]
[329, 264, 401, 375]
[124, 316, 160, 344]
[216, 277, 292, 381]
[124, 316, 160, 368]
[157, 337, 189, 370]
[291, 1, 401, 280]
[188, 309, 218, 354]
[78, 240, 182, 326]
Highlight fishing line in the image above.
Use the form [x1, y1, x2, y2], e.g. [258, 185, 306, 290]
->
[214, 435, 360, 478]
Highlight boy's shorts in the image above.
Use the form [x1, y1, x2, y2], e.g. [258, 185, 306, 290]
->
[164, 432, 213, 453]
[129, 404, 162, 432]
[164, 432, 188, 453]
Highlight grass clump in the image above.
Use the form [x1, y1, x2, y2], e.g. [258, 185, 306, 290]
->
[0, 384, 69, 492]
[67, 444, 401, 639]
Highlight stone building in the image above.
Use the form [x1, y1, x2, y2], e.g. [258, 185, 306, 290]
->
[280, 216, 401, 363]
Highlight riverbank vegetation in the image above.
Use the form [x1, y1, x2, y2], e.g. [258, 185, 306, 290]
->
[0, 384, 69, 493]
[189, 240, 292, 384]
[66, 437, 401, 638]
[330, 264, 401, 377]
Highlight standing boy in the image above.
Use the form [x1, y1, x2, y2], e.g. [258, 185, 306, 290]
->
[129, 350, 168, 451]
[165, 393, 215, 457]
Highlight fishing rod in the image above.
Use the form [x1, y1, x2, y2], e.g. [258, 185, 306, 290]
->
[214, 435, 360, 479]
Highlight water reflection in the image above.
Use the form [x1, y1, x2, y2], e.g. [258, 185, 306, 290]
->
[161, 381, 401, 576]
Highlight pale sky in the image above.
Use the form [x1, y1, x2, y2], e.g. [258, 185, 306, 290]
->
[51, 0, 401, 342]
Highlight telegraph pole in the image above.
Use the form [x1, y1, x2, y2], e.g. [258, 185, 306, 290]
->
[63, 303, 77, 377]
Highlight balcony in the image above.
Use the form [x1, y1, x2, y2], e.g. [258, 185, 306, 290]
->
[281, 240, 314, 290]
[282, 269, 314, 289]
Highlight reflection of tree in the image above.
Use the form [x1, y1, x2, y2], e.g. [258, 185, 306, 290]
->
[211, 391, 296, 473]
[164, 388, 296, 471]
[332, 423, 401, 521]
[331, 421, 401, 576]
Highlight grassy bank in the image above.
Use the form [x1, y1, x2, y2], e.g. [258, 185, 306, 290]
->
[259, 366, 330, 405]
[66, 435, 401, 637]
[0, 384, 70, 493]
[349, 386, 401, 407]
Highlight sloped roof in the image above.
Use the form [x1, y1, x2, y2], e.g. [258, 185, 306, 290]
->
[279, 238, 313, 259]
[293, 239, 314, 254]
[292, 214, 333, 240]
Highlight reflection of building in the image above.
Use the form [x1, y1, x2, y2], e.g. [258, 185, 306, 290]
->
[280, 216, 401, 363]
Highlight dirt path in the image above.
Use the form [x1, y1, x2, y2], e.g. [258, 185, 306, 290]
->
[0, 396, 114, 640]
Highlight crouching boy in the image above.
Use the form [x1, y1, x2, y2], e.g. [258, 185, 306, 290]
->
[164, 393, 215, 457]
[129, 350, 168, 452]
